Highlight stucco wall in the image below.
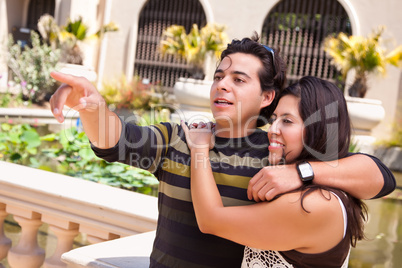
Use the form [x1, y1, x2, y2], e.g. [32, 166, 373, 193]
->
[0, 0, 7, 90]
[1, 0, 401, 139]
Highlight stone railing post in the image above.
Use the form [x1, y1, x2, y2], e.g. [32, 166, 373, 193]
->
[6, 206, 45, 268]
[42, 215, 79, 268]
[0, 203, 11, 263]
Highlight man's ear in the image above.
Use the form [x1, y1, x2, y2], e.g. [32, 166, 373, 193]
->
[260, 90, 275, 109]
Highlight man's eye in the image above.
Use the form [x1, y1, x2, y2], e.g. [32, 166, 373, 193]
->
[234, 78, 244, 83]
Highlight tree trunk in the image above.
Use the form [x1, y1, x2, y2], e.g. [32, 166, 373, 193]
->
[348, 74, 368, 98]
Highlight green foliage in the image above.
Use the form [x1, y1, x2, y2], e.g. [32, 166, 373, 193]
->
[160, 23, 229, 79]
[377, 120, 402, 148]
[0, 123, 44, 166]
[101, 75, 167, 111]
[38, 14, 119, 64]
[135, 109, 171, 126]
[6, 31, 60, 104]
[349, 138, 360, 153]
[64, 17, 88, 41]
[0, 123, 158, 196]
[0, 92, 12, 108]
[324, 26, 402, 97]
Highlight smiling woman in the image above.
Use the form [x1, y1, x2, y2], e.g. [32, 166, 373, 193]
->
[183, 76, 369, 268]
[267, 95, 304, 165]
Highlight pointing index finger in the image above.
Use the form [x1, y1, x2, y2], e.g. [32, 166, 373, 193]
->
[50, 71, 81, 86]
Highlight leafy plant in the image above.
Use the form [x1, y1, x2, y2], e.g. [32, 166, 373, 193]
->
[0, 123, 46, 166]
[43, 127, 159, 195]
[160, 23, 229, 79]
[0, 123, 158, 196]
[349, 138, 360, 153]
[324, 26, 402, 98]
[6, 31, 60, 104]
[377, 119, 402, 148]
[100, 75, 165, 111]
[38, 14, 119, 64]
[0, 92, 12, 107]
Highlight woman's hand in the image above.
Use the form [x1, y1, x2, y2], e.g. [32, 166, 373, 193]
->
[181, 121, 215, 151]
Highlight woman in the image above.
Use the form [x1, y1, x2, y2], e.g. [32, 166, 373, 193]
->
[182, 76, 367, 267]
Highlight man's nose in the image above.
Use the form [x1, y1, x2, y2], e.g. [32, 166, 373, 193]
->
[216, 77, 230, 92]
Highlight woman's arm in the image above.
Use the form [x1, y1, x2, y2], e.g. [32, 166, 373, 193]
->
[182, 122, 344, 253]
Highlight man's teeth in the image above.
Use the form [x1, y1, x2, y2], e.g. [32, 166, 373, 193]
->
[216, 100, 230, 104]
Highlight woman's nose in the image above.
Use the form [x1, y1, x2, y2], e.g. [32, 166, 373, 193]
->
[268, 120, 280, 135]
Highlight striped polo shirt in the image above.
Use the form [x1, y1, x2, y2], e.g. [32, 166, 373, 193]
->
[92, 121, 269, 267]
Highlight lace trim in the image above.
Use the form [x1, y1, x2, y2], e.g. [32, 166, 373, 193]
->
[241, 247, 351, 268]
[241, 247, 293, 268]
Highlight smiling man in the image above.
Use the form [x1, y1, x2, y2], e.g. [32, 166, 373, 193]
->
[49, 34, 395, 267]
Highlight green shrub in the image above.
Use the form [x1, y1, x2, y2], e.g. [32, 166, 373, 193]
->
[0, 123, 158, 196]
[6, 31, 60, 104]
[0, 123, 45, 166]
[101, 75, 165, 111]
[378, 120, 402, 148]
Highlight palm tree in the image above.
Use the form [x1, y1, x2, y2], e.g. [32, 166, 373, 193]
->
[159, 23, 228, 80]
[324, 26, 402, 98]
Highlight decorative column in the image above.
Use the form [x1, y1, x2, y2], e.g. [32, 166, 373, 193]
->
[0, 203, 11, 262]
[6, 206, 45, 268]
[42, 215, 79, 268]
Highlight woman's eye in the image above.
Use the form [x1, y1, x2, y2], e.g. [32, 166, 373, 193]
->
[268, 117, 276, 124]
[283, 119, 293, 124]
[234, 78, 245, 83]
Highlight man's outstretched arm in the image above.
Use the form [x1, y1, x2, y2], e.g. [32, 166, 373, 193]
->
[248, 153, 395, 201]
[49, 72, 121, 149]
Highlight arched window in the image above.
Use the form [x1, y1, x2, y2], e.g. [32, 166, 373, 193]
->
[134, 0, 207, 91]
[27, 0, 55, 30]
[261, 0, 351, 87]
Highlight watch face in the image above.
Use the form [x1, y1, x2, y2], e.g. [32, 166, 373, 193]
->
[299, 163, 314, 177]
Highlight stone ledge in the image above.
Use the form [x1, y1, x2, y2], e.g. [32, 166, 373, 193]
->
[0, 107, 79, 132]
[61, 231, 155, 268]
[0, 161, 158, 236]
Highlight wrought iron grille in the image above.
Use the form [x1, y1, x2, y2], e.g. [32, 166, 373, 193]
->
[27, 0, 55, 30]
[134, 0, 207, 92]
[261, 0, 352, 88]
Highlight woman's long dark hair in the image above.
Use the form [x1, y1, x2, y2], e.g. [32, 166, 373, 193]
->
[273, 76, 367, 247]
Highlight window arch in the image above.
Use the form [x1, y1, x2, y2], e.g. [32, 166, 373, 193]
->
[261, 0, 351, 87]
[134, 0, 207, 91]
[27, 0, 55, 30]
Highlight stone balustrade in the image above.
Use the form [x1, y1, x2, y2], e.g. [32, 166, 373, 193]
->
[0, 161, 158, 268]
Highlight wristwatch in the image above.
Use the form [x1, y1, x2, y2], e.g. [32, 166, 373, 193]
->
[296, 161, 314, 184]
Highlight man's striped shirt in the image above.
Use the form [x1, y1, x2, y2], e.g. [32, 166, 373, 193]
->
[92, 122, 270, 267]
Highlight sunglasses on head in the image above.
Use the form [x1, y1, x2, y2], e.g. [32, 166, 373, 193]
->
[262, 45, 276, 75]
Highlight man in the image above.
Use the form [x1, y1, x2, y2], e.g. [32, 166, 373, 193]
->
[50, 35, 395, 267]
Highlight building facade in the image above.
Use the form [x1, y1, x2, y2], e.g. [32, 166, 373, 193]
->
[1, 0, 401, 140]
